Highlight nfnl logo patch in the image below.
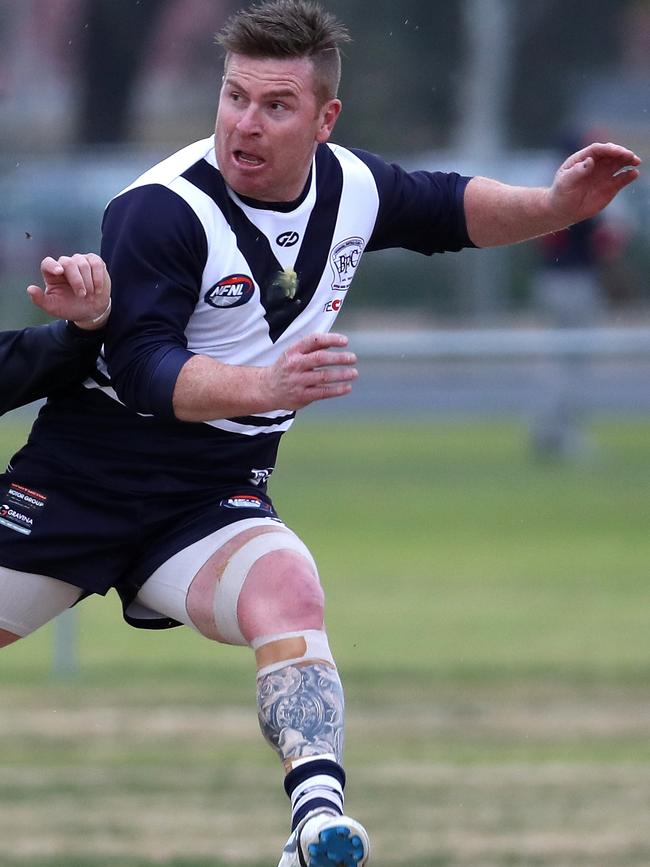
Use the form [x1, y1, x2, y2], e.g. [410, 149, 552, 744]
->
[205, 274, 255, 308]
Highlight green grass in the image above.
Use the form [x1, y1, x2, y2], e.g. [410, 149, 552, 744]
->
[2, 414, 650, 865]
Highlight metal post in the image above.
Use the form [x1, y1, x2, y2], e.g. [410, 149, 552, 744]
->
[52, 606, 78, 678]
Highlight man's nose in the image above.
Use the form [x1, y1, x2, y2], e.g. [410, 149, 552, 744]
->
[236, 105, 262, 135]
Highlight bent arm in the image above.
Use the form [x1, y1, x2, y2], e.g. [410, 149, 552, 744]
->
[172, 355, 268, 421]
[102, 186, 357, 423]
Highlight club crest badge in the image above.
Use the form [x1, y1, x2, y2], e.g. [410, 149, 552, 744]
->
[330, 237, 364, 291]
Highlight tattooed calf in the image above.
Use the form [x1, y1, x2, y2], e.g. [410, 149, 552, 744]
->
[257, 663, 345, 763]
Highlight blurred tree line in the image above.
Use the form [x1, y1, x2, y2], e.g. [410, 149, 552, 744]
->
[2, 0, 645, 323]
[74, 0, 629, 152]
[323, 0, 626, 152]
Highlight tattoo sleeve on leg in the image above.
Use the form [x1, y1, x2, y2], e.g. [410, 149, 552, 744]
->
[257, 663, 345, 764]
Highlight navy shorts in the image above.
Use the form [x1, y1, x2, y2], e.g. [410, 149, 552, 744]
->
[0, 453, 280, 629]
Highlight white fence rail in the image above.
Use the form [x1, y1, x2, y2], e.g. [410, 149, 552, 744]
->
[53, 325, 650, 677]
[321, 325, 650, 420]
[348, 326, 650, 359]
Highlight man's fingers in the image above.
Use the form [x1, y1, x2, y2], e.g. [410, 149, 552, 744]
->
[304, 365, 359, 388]
[287, 334, 357, 372]
[26, 285, 45, 307]
[294, 332, 350, 354]
[55, 255, 91, 297]
[40, 256, 64, 280]
[85, 253, 107, 293]
[613, 165, 641, 182]
[309, 349, 357, 369]
[47, 253, 105, 297]
[576, 142, 641, 165]
[595, 142, 641, 166]
[77, 255, 94, 296]
[562, 143, 642, 179]
[269, 332, 359, 408]
[307, 381, 355, 401]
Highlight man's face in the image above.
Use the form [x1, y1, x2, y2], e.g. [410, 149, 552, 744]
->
[215, 54, 341, 202]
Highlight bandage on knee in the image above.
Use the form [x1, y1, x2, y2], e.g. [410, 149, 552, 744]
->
[252, 629, 336, 677]
[214, 530, 317, 646]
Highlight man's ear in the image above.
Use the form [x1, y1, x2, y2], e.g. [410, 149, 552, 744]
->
[316, 99, 342, 144]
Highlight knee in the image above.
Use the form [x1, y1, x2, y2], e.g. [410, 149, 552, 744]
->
[186, 528, 324, 645]
[238, 548, 325, 642]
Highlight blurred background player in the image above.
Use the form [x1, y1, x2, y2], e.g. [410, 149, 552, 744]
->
[530, 132, 636, 459]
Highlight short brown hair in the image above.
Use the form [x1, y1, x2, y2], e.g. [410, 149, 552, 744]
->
[216, 0, 350, 103]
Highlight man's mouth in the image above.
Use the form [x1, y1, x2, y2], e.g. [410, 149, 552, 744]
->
[234, 150, 265, 167]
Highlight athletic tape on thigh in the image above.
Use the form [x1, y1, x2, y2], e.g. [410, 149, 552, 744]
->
[214, 531, 317, 646]
[135, 517, 279, 627]
[251, 628, 335, 677]
[0, 566, 82, 638]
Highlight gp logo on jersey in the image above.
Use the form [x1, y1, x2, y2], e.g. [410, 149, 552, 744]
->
[205, 274, 255, 308]
[276, 231, 300, 248]
[330, 237, 364, 290]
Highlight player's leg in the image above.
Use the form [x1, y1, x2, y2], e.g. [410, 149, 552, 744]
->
[233, 541, 370, 867]
[0, 566, 83, 647]
[135, 519, 370, 867]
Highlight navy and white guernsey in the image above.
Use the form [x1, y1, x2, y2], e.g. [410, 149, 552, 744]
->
[20, 136, 473, 496]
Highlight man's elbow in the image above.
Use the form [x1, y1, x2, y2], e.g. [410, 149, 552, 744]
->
[110, 364, 177, 420]
[108, 346, 194, 420]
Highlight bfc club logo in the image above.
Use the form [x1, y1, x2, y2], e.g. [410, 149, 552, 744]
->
[330, 237, 364, 290]
[205, 275, 255, 308]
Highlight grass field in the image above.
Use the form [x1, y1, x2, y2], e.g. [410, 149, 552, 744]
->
[2, 414, 650, 866]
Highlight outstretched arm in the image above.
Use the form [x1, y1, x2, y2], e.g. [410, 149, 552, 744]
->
[464, 142, 641, 248]
[0, 254, 112, 415]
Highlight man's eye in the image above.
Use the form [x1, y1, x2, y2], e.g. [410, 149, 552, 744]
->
[270, 102, 286, 112]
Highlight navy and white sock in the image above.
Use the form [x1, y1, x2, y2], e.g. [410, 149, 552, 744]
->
[284, 756, 346, 830]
